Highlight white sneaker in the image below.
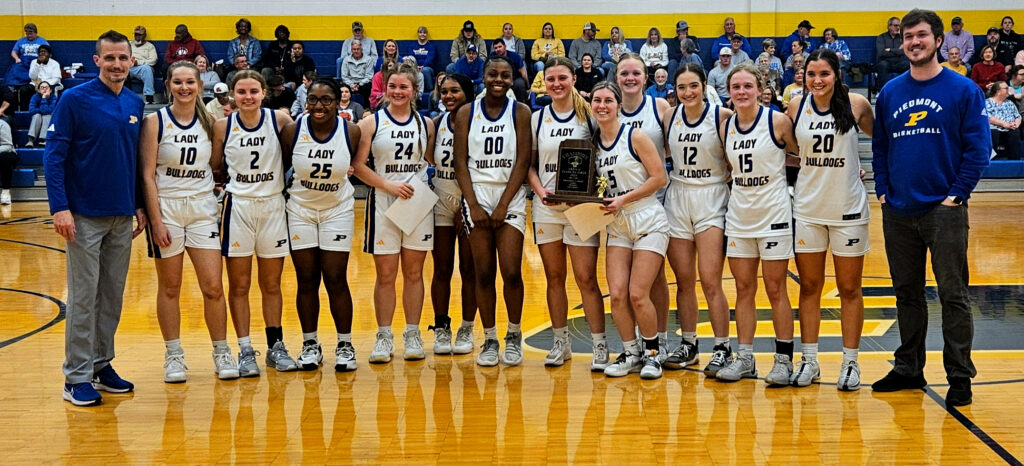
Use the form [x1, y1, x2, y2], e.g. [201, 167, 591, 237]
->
[0, 190, 10, 205]
[716, 353, 757, 381]
[837, 360, 861, 391]
[790, 357, 820, 387]
[432, 326, 453, 354]
[544, 337, 572, 367]
[591, 341, 610, 371]
[213, 350, 240, 380]
[403, 329, 426, 360]
[334, 342, 358, 372]
[453, 325, 474, 354]
[298, 339, 323, 370]
[476, 339, 500, 367]
[369, 332, 394, 364]
[164, 351, 187, 383]
[501, 331, 524, 366]
[765, 354, 794, 386]
[640, 352, 663, 379]
[604, 352, 642, 377]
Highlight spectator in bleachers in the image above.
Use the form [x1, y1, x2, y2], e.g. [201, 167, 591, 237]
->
[448, 21, 487, 74]
[759, 86, 781, 112]
[532, 22, 565, 74]
[783, 55, 805, 87]
[986, 81, 1022, 160]
[337, 83, 366, 122]
[454, 44, 484, 94]
[676, 39, 703, 71]
[338, 21, 378, 79]
[130, 26, 158, 104]
[761, 39, 783, 73]
[707, 47, 734, 104]
[971, 45, 1007, 91]
[601, 26, 632, 77]
[644, 68, 670, 99]
[998, 17, 1021, 70]
[195, 55, 220, 101]
[1017, 49, 1024, 67]
[713, 17, 751, 61]
[29, 45, 62, 92]
[941, 17, 974, 70]
[756, 52, 781, 95]
[263, 75, 296, 111]
[291, 71, 315, 118]
[226, 18, 261, 71]
[941, 47, 968, 76]
[225, 54, 249, 83]
[490, 41, 528, 101]
[262, 25, 291, 80]
[283, 41, 316, 90]
[5, 24, 47, 111]
[666, 20, 700, 79]
[376, 39, 400, 72]
[26, 81, 56, 148]
[165, 24, 206, 64]
[341, 41, 374, 103]
[401, 56, 426, 95]
[369, 57, 397, 110]
[425, 72, 446, 117]
[785, 40, 809, 70]
[575, 53, 602, 100]
[781, 66, 804, 109]
[529, 70, 550, 106]
[727, 34, 751, 66]
[10, 23, 47, 66]
[1009, 65, 1024, 111]
[875, 17, 908, 91]
[0, 117, 14, 205]
[0, 88, 16, 123]
[639, 28, 669, 80]
[221, 98, 236, 117]
[408, 26, 437, 91]
[496, 23, 527, 62]
[568, 22, 604, 71]
[819, 28, 852, 82]
[781, 20, 816, 61]
[205, 82, 229, 117]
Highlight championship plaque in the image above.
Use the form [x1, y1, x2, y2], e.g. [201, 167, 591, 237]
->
[544, 139, 608, 204]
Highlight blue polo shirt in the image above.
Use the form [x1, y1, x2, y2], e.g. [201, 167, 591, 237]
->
[45, 78, 145, 216]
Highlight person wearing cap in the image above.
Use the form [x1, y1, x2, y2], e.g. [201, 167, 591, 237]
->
[226, 18, 262, 71]
[569, 22, 604, 74]
[875, 17, 909, 91]
[997, 16, 1021, 69]
[129, 26, 158, 104]
[5, 23, 49, 111]
[726, 34, 751, 66]
[707, 47, 734, 105]
[942, 17, 974, 68]
[972, 27, 1001, 67]
[781, 20, 816, 61]
[205, 82, 231, 117]
[454, 43, 485, 94]
[165, 24, 206, 64]
[713, 17, 752, 61]
[337, 21, 377, 78]
[665, 20, 700, 79]
[448, 20, 487, 74]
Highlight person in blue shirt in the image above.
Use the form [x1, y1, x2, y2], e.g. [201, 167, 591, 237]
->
[819, 28, 852, 84]
[455, 44, 485, 94]
[712, 17, 752, 61]
[6, 23, 49, 110]
[870, 10, 990, 408]
[45, 31, 146, 407]
[781, 20, 816, 61]
[26, 81, 57, 147]
[408, 26, 438, 92]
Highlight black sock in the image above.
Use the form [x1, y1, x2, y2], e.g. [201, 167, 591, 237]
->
[266, 326, 283, 346]
[432, 314, 451, 330]
[775, 339, 794, 359]
[643, 338, 659, 352]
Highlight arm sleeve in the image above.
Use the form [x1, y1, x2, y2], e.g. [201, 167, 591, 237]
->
[840, 41, 851, 61]
[870, 91, 889, 200]
[44, 94, 75, 213]
[29, 60, 39, 80]
[602, 43, 613, 62]
[568, 40, 581, 68]
[164, 43, 175, 63]
[28, 94, 40, 114]
[226, 40, 239, 63]
[875, 35, 885, 61]
[963, 35, 975, 63]
[195, 41, 206, 60]
[251, 39, 262, 64]
[950, 86, 992, 199]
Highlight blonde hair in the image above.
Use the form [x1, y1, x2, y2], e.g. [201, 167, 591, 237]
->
[615, 52, 648, 87]
[544, 56, 592, 125]
[165, 61, 214, 139]
[388, 62, 425, 155]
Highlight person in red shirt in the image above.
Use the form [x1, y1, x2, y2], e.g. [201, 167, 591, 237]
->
[970, 44, 1007, 91]
[165, 24, 206, 64]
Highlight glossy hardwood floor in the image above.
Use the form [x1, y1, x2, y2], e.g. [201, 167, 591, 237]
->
[1, 194, 1022, 464]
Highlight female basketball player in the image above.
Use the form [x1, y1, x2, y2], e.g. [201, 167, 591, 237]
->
[429, 73, 478, 355]
[786, 49, 873, 390]
[528, 56, 607, 369]
[280, 78, 361, 372]
[211, 70, 297, 377]
[140, 61, 236, 382]
[615, 53, 672, 358]
[589, 81, 669, 379]
[659, 63, 734, 376]
[452, 55, 532, 367]
[714, 64, 799, 386]
[352, 63, 435, 364]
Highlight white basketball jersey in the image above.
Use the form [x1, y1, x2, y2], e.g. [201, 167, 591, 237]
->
[665, 104, 729, 185]
[793, 97, 869, 225]
[467, 98, 518, 185]
[723, 107, 792, 238]
[596, 125, 649, 203]
[432, 112, 459, 195]
[155, 107, 214, 197]
[370, 108, 430, 184]
[224, 108, 284, 197]
[533, 104, 594, 189]
[619, 95, 665, 161]
[288, 115, 355, 211]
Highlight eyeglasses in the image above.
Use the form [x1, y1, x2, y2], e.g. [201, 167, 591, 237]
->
[306, 96, 336, 106]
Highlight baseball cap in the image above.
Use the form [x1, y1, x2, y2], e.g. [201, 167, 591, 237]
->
[798, 20, 814, 30]
[731, 34, 744, 42]
[466, 44, 478, 52]
[951, 16, 963, 25]
[988, 26, 999, 34]
[351, 21, 363, 31]
[213, 83, 228, 95]
[583, 22, 600, 32]
[463, 20, 475, 31]
[676, 20, 690, 31]
[719, 47, 733, 56]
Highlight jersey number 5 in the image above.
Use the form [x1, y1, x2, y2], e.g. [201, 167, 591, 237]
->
[738, 153, 753, 173]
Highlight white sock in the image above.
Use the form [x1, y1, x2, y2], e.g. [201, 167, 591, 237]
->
[682, 332, 698, 345]
[714, 337, 730, 347]
[378, 325, 392, 335]
[484, 327, 498, 340]
[591, 332, 607, 347]
[212, 340, 229, 354]
[337, 333, 352, 343]
[842, 347, 859, 364]
[657, 331, 668, 347]
[302, 332, 317, 342]
[508, 322, 521, 334]
[406, 324, 418, 333]
[801, 343, 819, 361]
[238, 336, 252, 350]
[165, 339, 183, 354]
[553, 326, 569, 341]
[461, 319, 475, 329]
[738, 343, 754, 358]
[623, 339, 641, 356]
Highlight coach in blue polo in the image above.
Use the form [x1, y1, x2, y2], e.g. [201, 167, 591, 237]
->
[45, 30, 146, 406]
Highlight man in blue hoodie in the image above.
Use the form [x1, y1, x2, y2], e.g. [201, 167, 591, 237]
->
[870, 9, 990, 407]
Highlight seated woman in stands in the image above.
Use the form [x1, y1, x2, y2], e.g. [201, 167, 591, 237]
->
[27, 81, 57, 147]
